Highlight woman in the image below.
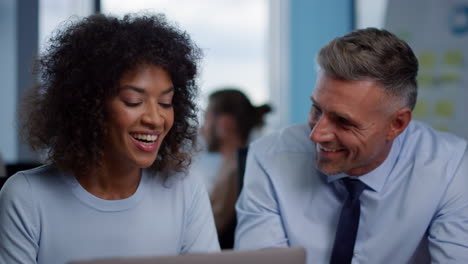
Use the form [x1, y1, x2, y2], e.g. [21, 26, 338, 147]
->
[0, 13, 219, 264]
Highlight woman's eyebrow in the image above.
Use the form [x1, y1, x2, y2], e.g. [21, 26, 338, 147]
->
[121, 85, 145, 94]
[121, 85, 174, 95]
[162, 87, 175, 95]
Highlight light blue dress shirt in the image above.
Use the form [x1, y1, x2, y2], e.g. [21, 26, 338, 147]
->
[0, 165, 220, 264]
[235, 121, 468, 263]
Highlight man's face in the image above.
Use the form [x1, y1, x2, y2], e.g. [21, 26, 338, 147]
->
[201, 105, 221, 152]
[308, 73, 396, 176]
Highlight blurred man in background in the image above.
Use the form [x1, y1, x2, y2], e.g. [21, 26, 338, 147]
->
[0, 154, 6, 178]
[201, 88, 272, 249]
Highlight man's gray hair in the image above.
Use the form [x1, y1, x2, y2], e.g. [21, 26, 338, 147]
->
[317, 28, 419, 110]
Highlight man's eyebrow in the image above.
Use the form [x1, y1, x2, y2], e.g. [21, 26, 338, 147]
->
[332, 112, 354, 121]
[310, 97, 320, 106]
[310, 96, 358, 124]
[331, 111, 360, 126]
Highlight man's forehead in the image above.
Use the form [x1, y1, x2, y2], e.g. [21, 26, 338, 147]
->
[310, 78, 394, 118]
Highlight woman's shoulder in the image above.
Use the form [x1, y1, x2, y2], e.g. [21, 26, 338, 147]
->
[0, 165, 59, 223]
[7, 164, 60, 185]
[0, 164, 64, 199]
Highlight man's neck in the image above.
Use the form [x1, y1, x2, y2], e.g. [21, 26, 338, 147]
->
[219, 136, 245, 160]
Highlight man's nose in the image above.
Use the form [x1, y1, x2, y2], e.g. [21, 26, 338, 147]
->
[309, 115, 335, 143]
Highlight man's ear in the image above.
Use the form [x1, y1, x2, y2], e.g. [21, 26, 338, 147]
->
[215, 114, 237, 138]
[386, 107, 412, 140]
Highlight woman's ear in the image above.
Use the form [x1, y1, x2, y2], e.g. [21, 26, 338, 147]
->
[386, 107, 412, 140]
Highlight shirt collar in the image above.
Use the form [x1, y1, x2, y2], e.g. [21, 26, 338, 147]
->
[326, 133, 403, 193]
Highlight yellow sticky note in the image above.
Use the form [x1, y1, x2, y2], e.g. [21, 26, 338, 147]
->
[417, 75, 433, 88]
[440, 73, 460, 84]
[434, 100, 454, 118]
[443, 50, 463, 67]
[418, 52, 436, 68]
[413, 100, 428, 118]
[432, 125, 450, 132]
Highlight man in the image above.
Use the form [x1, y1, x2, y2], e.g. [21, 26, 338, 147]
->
[235, 28, 468, 263]
[201, 89, 271, 248]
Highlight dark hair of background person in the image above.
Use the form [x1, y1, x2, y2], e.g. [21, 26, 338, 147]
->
[208, 89, 272, 142]
[317, 27, 419, 110]
[19, 13, 202, 177]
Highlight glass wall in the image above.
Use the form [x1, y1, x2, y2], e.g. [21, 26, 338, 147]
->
[39, 0, 94, 51]
[355, 0, 389, 29]
[102, 0, 269, 110]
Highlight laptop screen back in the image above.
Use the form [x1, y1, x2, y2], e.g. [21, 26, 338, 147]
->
[69, 247, 306, 264]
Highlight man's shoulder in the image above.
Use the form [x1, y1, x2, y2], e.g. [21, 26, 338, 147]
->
[251, 123, 314, 155]
[397, 121, 467, 181]
[400, 120, 467, 160]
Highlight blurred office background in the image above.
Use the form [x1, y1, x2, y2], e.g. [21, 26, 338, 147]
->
[1, 0, 467, 168]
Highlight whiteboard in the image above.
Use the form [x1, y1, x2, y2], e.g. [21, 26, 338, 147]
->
[385, 0, 468, 139]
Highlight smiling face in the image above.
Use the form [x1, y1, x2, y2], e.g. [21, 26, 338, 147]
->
[103, 64, 175, 171]
[308, 72, 409, 176]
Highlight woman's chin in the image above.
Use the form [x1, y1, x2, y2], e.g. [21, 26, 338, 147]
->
[137, 160, 156, 169]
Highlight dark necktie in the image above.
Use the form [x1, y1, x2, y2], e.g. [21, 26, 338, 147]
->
[330, 178, 366, 264]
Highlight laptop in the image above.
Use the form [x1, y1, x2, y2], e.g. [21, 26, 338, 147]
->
[69, 247, 306, 264]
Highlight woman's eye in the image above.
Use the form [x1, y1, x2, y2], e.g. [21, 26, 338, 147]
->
[159, 103, 173, 109]
[123, 101, 141, 107]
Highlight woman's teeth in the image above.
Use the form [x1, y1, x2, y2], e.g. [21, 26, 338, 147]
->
[132, 134, 158, 143]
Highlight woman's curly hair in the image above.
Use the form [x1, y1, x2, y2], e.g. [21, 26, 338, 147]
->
[20, 13, 201, 176]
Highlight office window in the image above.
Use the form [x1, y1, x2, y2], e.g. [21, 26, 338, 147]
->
[355, 0, 389, 29]
[102, 0, 269, 109]
[39, 0, 94, 51]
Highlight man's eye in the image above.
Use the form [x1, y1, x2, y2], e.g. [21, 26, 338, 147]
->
[338, 117, 352, 126]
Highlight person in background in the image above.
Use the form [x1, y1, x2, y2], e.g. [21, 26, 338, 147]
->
[0, 153, 6, 178]
[201, 89, 272, 248]
[0, 13, 219, 264]
[235, 28, 468, 263]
